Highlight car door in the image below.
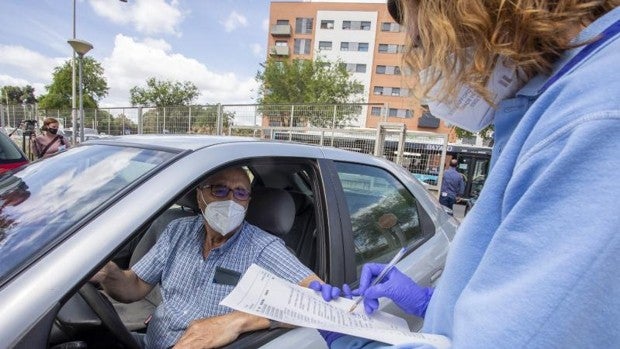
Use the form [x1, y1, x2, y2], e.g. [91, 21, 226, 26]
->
[326, 158, 451, 331]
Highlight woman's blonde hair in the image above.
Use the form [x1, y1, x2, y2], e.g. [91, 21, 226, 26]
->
[399, 0, 618, 103]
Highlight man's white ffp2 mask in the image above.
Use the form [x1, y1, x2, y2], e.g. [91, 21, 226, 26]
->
[422, 56, 525, 132]
[201, 199, 246, 236]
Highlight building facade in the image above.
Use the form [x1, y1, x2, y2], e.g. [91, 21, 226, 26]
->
[267, 0, 454, 135]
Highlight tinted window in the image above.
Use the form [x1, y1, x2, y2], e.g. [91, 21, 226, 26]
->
[0, 133, 25, 161]
[334, 162, 424, 277]
[0, 144, 176, 285]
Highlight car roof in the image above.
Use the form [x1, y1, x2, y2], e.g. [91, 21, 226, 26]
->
[90, 134, 397, 169]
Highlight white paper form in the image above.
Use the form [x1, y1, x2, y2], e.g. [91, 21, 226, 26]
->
[220, 264, 451, 349]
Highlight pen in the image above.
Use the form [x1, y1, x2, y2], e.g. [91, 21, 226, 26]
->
[349, 247, 407, 313]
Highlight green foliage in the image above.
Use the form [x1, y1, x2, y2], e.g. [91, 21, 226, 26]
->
[452, 124, 494, 144]
[37, 57, 109, 110]
[1, 85, 37, 105]
[140, 104, 234, 135]
[255, 56, 365, 127]
[130, 78, 199, 107]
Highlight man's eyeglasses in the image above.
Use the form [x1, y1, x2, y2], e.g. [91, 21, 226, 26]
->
[200, 184, 251, 201]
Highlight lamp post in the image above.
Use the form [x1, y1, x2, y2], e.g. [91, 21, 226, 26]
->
[67, 39, 93, 144]
[71, 0, 76, 145]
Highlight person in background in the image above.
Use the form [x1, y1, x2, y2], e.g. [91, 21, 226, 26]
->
[438, 159, 464, 213]
[92, 167, 321, 349]
[31, 117, 68, 158]
[311, 0, 620, 348]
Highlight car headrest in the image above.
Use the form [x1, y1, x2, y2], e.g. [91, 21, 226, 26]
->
[246, 187, 295, 236]
[177, 189, 199, 212]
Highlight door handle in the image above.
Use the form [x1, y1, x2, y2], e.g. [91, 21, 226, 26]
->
[430, 269, 443, 283]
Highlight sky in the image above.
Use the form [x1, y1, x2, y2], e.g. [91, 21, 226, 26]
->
[0, 0, 279, 107]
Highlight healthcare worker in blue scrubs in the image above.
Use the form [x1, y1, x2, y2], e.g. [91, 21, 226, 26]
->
[310, 0, 620, 347]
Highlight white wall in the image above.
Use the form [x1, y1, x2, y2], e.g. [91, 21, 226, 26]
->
[314, 10, 378, 126]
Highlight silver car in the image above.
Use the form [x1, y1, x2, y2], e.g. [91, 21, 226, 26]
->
[0, 135, 458, 349]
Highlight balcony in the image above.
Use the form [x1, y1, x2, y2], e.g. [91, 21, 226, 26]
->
[270, 45, 290, 56]
[270, 24, 291, 36]
[418, 112, 441, 129]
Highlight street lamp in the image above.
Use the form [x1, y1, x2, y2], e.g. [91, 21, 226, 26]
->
[68, 39, 93, 144]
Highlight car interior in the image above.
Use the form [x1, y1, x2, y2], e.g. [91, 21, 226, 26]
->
[48, 158, 323, 349]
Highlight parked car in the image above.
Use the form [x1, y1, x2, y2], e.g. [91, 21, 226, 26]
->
[0, 131, 29, 173]
[0, 135, 458, 349]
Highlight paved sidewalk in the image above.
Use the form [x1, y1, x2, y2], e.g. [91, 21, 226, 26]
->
[452, 204, 467, 220]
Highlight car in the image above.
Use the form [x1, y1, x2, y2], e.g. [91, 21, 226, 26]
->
[0, 135, 458, 349]
[0, 130, 29, 173]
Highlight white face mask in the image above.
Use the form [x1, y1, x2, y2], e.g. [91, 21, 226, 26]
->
[200, 195, 247, 236]
[422, 56, 525, 132]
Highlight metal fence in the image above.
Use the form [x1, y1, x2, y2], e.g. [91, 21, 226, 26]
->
[1, 103, 448, 190]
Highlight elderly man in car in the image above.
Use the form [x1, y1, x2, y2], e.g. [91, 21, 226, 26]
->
[92, 166, 321, 349]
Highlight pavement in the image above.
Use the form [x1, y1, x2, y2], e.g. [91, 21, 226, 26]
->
[452, 203, 467, 220]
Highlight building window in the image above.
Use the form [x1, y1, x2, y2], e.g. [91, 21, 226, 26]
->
[391, 87, 400, 96]
[341, 42, 369, 52]
[341, 63, 367, 73]
[342, 20, 371, 30]
[376, 65, 386, 74]
[373, 86, 384, 95]
[276, 20, 289, 25]
[371, 106, 382, 116]
[294, 39, 312, 54]
[275, 40, 288, 46]
[295, 17, 313, 34]
[387, 108, 412, 118]
[378, 44, 403, 54]
[381, 22, 402, 32]
[320, 20, 334, 29]
[318, 41, 332, 51]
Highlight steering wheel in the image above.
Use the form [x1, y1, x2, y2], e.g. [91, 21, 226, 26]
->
[78, 283, 141, 349]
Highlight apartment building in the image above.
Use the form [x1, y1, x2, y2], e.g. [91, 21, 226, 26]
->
[267, 0, 453, 135]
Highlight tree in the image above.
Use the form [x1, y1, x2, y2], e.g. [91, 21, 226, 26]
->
[129, 78, 200, 107]
[37, 57, 109, 110]
[255, 56, 365, 127]
[1, 85, 37, 105]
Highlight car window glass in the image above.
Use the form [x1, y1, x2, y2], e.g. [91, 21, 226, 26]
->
[0, 133, 25, 161]
[334, 162, 422, 278]
[0, 144, 176, 286]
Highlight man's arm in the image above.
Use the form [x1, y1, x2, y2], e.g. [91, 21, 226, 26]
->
[174, 274, 322, 348]
[91, 261, 154, 303]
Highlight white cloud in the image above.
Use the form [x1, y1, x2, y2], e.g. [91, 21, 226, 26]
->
[250, 43, 263, 58]
[89, 0, 184, 36]
[102, 34, 258, 106]
[262, 18, 269, 32]
[221, 11, 248, 32]
[0, 45, 64, 80]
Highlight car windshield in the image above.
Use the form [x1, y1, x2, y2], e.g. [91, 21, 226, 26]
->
[0, 144, 177, 285]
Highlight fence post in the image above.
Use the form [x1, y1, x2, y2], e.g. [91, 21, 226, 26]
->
[108, 111, 111, 135]
[0, 105, 4, 128]
[216, 104, 223, 135]
[138, 107, 143, 134]
[289, 105, 294, 140]
[331, 105, 338, 146]
[188, 106, 192, 134]
[163, 107, 166, 134]
[94, 108, 97, 130]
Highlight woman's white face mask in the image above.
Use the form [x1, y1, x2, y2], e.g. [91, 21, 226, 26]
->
[422, 56, 525, 132]
[199, 192, 246, 236]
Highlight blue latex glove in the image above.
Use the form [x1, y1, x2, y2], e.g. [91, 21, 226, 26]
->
[358, 263, 434, 317]
[318, 329, 345, 345]
[308, 281, 355, 301]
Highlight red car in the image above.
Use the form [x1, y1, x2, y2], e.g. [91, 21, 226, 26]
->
[0, 131, 29, 173]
